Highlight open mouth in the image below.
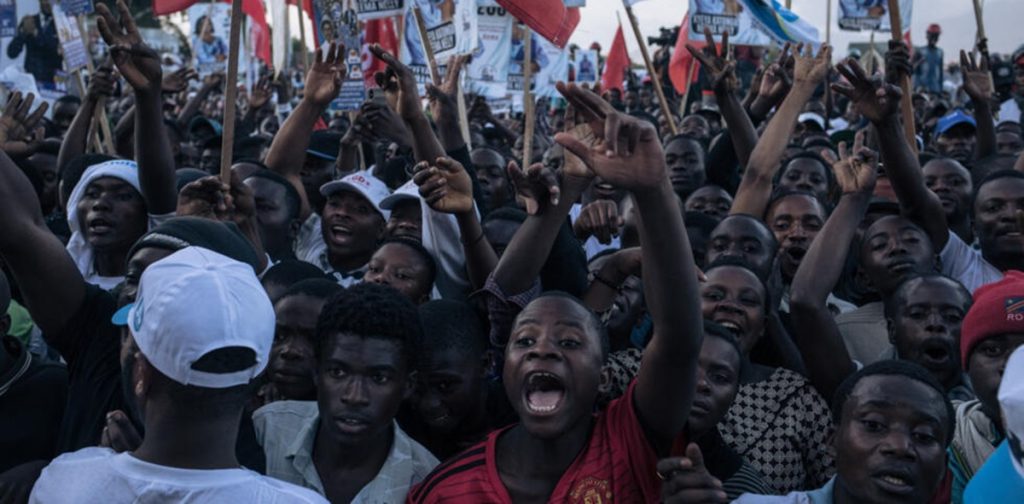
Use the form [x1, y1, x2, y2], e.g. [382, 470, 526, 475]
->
[785, 246, 807, 262]
[713, 318, 743, 338]
[920, 340, 952, 366]
[329, 224, 352, 241]
[87, 217, 115, 235]
[524, 371, 566, 415]
[334, 415, 370, 434]
[872, 469, 915, 495]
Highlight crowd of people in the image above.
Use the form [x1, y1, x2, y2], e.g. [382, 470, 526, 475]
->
[0, 1, 1023, 502]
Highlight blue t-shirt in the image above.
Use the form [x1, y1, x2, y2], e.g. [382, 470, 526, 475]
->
[964, 441, 1024, 504]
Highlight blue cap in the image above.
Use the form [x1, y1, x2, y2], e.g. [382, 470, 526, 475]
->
[111, 303, 134, 326]
[935, 109, 977, 139]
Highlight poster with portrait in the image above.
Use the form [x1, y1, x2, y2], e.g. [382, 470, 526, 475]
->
[533, 36, 568, 99]
[687, 0, 770, 45]
[356, 0, 404, 19]
[467, 3, 512, 98]
[400, 0, 477, 86]
[312, 0, 365, 111]
[187, 4, 231, 76]
[573, 49, 598, 85]
[838, 0, 912, 33]
[0, 0, 15, 38]
[507, 23, 546, 93]
[53, 4, 88, 72]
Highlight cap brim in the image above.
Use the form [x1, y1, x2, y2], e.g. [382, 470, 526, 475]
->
[111, 303, 134, 326]
[320, 180, 360, 197]
[306, 149, 337, 161]
[380, 193, 418, 210]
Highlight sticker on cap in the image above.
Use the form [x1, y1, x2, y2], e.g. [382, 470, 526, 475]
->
[133, 296, 145, 332]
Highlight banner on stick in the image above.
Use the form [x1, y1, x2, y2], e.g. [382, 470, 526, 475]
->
[838, 0, 912, 33]
[53, 4, 88, 72]
[311, 0, 365, 110]
[468, 3, 512, 98]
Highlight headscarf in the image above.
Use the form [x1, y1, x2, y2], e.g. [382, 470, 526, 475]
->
[65, 160, 144, 290]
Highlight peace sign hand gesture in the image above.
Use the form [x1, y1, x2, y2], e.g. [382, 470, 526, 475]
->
[822, 129, 877, 195]
[96, 0, 163, 97]
[686, 27, 738, 95]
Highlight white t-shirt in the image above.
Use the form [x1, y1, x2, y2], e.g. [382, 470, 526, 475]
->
[30, 447, 328, 504]
[940, 230, 1003, 293]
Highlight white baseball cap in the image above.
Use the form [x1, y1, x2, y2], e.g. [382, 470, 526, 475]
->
[999, 345, 1024, 478]
[111, 246, 275, 389]
[320, 171, 392, 220]
[798, 112, 826, 131]
[380, 179, 421, 210]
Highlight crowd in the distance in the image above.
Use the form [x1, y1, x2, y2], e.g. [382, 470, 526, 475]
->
[0, 2, 1023, 503]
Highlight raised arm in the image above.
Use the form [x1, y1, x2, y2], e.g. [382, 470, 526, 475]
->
[265, 43, 346, 219]
[412, 157, 499, 290]
[832, 58, 950, 249]
[0, 97, 86, 341]
[97, 0, 177, 215]
[687, 28, 758, 167]
[960, 49, 997, 161]
[731, 44, 832, 217]
[177, 73, 222, 130]
[426, 55, 471, 153]
[57, 64, 116, 172]
[556, 83, 701, 447]
[370, 44, 446, 164]
[789, 131, 874, 399]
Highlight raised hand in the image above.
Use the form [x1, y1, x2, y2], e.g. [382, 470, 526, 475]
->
[0, 92, 48, 158]
[792, 42, 832, 86]
[412, 158, 475, 215]
[249, 75, 273, 111]
[304, 43, 346, 108]
[508, 160, 560, 215]
[686, 27, 738, 95]
[554, 82, 665, 192]
[202, 72, 225, 91]
[658, 444, 729, 504]
[99, 410, 142, 453]
[162, 67, 198, 94]
[960, 49, 994, 104]
[426, 54, 470, 121]
[88, 63, 118, 101]
[573, 199, 624, 244]
[176, 176, 235, 221]
[370, 44, 423, 121]
[884, 40, 912, 84]
[822, 129, 877, 195]
[96, 0, 163, 96]
[361, 97, 413, 146]
[832, 58, 902, 124]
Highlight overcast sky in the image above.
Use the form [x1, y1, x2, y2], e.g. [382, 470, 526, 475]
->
[571, 0, 1022, 63]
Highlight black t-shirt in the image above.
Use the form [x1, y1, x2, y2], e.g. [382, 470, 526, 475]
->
[0, 336, 68, 472]
[47, 284, 124, 454]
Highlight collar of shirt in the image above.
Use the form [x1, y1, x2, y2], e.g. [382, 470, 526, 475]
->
[283, 413, 427, 502]
[316, 252, 367, 287]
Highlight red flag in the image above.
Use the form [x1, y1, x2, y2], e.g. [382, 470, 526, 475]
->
[239, 0, 271, 66]
[601, 25, 628, 93]
[669, 13, 700, 95]
[361, 17, 400, 88]
[495, 0, 580, 48]
[152, 0, 196, 15]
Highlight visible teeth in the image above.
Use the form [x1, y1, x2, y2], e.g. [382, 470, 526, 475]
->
[528, 403, 557, 413]
[881, 475, 907, 486]
[718, 321, 740, 331]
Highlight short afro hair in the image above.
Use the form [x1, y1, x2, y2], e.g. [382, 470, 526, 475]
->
[315, 282, 422, 369]
[765, 188, 831, 221]
[245, 168, 302, 221]
[278, 278, 343, 305]
[832, 360, 955, 446]
[517, 291, 610, 360]
[376, 237, 438, 291]
[882, 273, 972, 321]
[972, 169, 1024, 211]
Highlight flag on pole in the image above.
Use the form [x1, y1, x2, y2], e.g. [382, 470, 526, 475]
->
[495, 0, 580, 48]
[361, 17, 399, 88]
[601, 24, 628, 93]
[668, 13, 698, 95]
[738, 0, 820, 46]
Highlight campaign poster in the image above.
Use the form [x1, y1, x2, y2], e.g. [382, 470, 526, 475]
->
[60, 0, 94, 16]
[838, 0, 912, 33]
[312, 0, 365, 111]
[533, 36, 568, 98]
[0, 0, 15, 39]
[53, 4, 88, 72]
[401, 0, 477, 87]
[187, 4, 230, 76]
[356, 0, 404, 19]
[468, 3, 512, 98]
[573, 49, 598, 85]
[687, 0, 770, 45]
[507, 23, 547, 93]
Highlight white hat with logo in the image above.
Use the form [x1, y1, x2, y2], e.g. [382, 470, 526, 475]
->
[112, 246, 275, 388]
[320, 171, 392, 220]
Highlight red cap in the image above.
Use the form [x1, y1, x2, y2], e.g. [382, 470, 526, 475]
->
[927, 23, 942, 35]
[962, 271, 1024, 367]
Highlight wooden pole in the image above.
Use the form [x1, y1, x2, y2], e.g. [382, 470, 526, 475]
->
[679, 58, 697, 117]
[220, 0, 244, 182]
[866, 29, 876, 75]
[971, 0, 985, 45]
[456, 79, 472, 149]
[623, 3, 677, 135]
[887, 0, 917, 154]
[297, 3, 310, 70]
[412, 7, 441, 85]
[522, 25, 534, 166]
[825, 0, 832, 45]
[77, 15, 114, 154]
